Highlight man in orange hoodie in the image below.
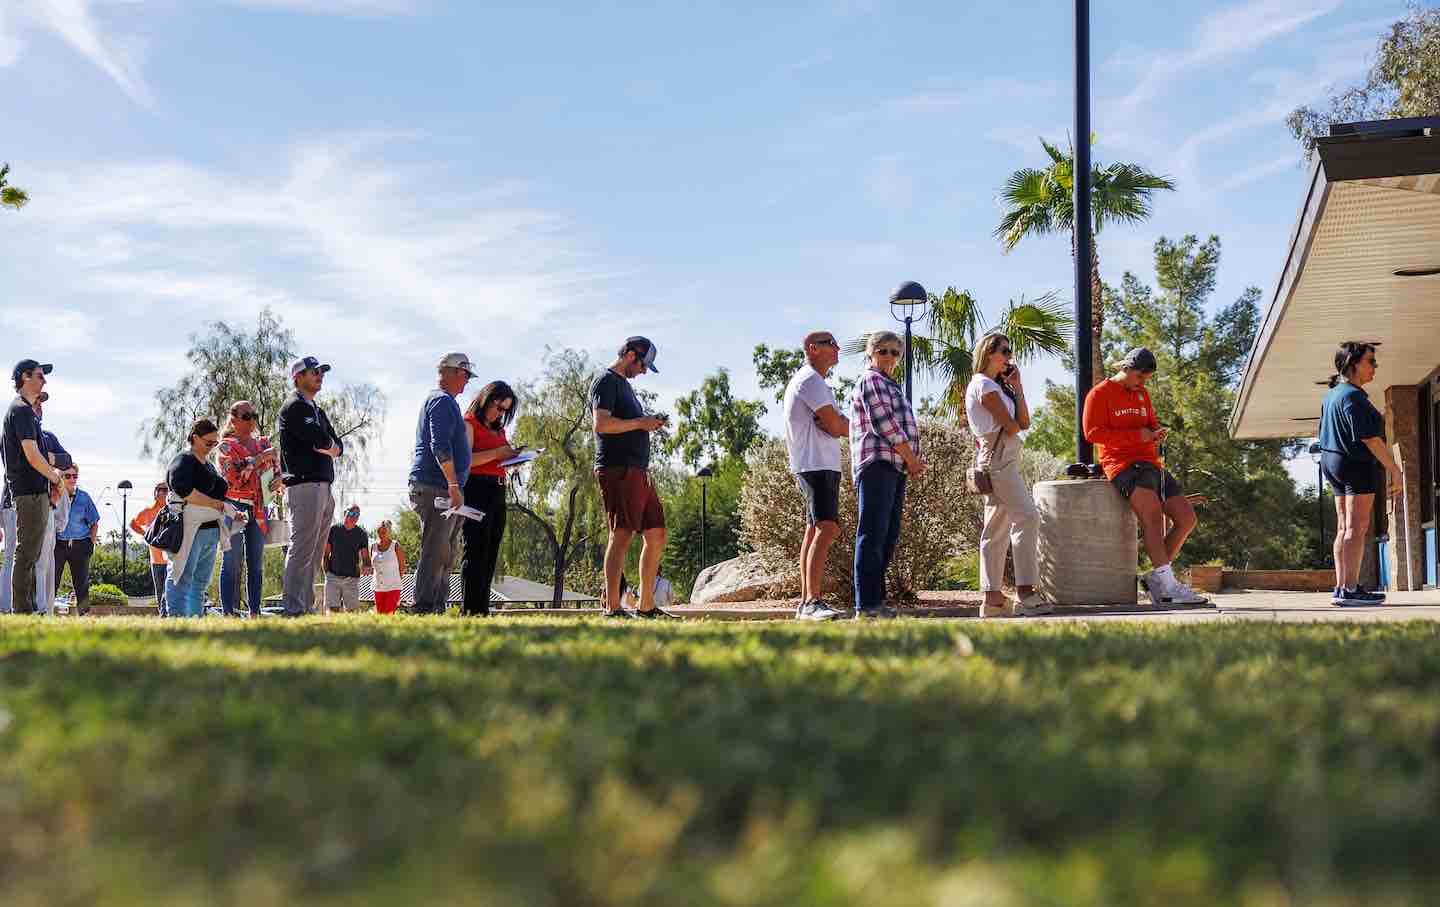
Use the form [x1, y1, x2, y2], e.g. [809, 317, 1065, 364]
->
[1083, 347, 1206, 606]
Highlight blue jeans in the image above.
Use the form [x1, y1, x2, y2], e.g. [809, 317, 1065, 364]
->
[220, 502, 265, 616]
[0, 506, 15, 613]
[151, 563, 168, 617]
[853, 462, 907, 613]
[165, 527, 220, 618]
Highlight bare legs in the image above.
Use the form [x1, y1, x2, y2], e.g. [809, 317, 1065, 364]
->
[603, 526, 668, 613]
[1128, 488, 1198, 570]
[1332, 492, 1374, 590]
[638, 527, 666, 611]
[799, 520, 838, 602]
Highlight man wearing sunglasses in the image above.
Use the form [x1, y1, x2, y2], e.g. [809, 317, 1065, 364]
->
[783, 331, 849, 621]
[54, 463, 100, 614]
[278, 356, 345, 616]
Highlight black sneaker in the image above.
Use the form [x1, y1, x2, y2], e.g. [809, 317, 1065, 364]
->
[1336, 586, 1385, 606]
[796, 600, 843, 621]
[634, 606, 679, 620]
[1356, 585, 1387, 602]
[853, 605, 899, 620]
[603, 609, 635, 619]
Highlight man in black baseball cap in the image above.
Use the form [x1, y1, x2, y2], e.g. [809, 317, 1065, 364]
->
[4, 358, 63, 613]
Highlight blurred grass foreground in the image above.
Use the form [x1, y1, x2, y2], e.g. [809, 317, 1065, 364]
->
[2, 616, 1438, 906]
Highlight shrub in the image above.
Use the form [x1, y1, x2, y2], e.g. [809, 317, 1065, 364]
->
[88, 582, 126, 598]
[739, 421, 987, 603]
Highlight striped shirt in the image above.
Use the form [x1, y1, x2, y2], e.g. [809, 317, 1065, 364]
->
[848, 367, 921, 480]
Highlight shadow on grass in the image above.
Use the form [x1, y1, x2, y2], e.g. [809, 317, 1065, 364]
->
[2, 618, 1440, 906]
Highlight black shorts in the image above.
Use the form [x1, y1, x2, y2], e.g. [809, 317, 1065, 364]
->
[795, 470, 841, 525]
[1320, 451, 1379, 496]
[1111, 461, 1183, 500]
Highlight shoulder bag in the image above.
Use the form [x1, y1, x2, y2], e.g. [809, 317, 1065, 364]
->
[965, 431, 1006, 495]
[144, 502, 185, 554]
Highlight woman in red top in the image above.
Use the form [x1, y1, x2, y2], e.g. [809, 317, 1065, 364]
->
[462, 381, 522, 616]
[218, 400, 278, 617]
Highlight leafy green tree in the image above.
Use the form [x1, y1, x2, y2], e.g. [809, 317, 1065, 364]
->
[666, 368, 767, 469]
[138, 309, 387, 496]
[0, 163, 29, 210]
[1038, 234, 1311, 569]
[752, 343, 856, 405]
[996, 139, 1174, 387]
[1288, 3, 1440, 158]
[845, 287, 1072, 423]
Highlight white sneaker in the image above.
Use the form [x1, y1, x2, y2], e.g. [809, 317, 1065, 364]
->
[1145, 571, 1209, 607]
[1163, 581, 1209, 606]
[1015, 594, 1054, 617]
[979, 599, 1011, 618]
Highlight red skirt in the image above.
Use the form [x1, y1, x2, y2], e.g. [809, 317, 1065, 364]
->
[375, 589, 402, 614]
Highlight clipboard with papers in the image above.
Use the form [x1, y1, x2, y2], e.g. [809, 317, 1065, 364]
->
[500, 449, 543, 468]
[432, 497, 487, 523]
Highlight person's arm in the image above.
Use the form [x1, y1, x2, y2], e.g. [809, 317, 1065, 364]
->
[980, 392, 1022, 436]
[87, 496, 100, 542]
[813, 404, 849, 438]
[281, 400, 333, 451]
[861, 377, 922, 472]
[183, 489, 228, 510]
[360, 542, 373, 575]
[1002, 369, 1032, 430]
[20, 439, 62, 484]
[395, 545, 406, 577]
[1082, 385, 1136, 447]
[324, 411, 344, 458]
[323, 540, 332, 574]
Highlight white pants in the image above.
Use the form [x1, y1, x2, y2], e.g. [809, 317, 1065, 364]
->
[978, 433, 1039, 593]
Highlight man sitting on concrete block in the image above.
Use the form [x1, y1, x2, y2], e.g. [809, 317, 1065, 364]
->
[1083, 347, 1208, 607]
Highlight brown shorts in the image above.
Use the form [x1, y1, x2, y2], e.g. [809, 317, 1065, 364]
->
[595, 466, 666, 532]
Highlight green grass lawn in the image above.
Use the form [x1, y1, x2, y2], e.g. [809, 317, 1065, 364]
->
[2, 616, 1438, 906]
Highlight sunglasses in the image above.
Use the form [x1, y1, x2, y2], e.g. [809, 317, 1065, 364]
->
[999, 347, 1013, 356]
[813, 338, 839, 348]
[874, 348, 902, 357]
[1364, 357, 1379, 367]
[235, 412, 257, 421]
[200, 438, 220, 449]
[62, 472, 78, 479]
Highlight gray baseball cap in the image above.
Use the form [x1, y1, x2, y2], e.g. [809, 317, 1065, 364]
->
[1116, 347, 1158, 373]
[624, 336, 659, 373]
[438, 352, 475, 376]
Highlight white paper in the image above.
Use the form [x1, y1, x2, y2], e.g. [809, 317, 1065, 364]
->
[443, 504, 487, 523]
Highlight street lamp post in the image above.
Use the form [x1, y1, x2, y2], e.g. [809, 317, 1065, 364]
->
[1066, 0, 1098, 479]
[697, 465, 714, 571]
[117, 480, 133, 591]
[888, 281, 929, 403]
[1308, 442, 1325, 564]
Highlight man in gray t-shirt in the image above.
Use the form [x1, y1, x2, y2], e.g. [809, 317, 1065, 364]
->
[781, 331, 849, 621]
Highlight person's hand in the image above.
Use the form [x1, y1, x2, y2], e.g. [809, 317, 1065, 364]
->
[1002, 365, 1023, 392]
[905, 457, 927, 478]
[315, 445, 341, 458]
[361, 565, 373, 577]
[448, 484, 464, 511]
[1140, 427, 1169, 444]
[50, 466, 63, 484]
[1185, 493, 1210, 507]
[1388, 466, 1404, 496]
[638, 416, 665, 432]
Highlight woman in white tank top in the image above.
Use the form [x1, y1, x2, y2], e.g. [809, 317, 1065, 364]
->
[371, 520, 406, 614]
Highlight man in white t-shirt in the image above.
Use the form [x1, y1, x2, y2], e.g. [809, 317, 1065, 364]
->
[782, 330, 850, 621]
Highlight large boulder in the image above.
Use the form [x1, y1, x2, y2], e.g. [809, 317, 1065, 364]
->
[690, 553, 792, 604]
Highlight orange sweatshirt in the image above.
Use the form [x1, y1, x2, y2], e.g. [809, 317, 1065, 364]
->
[1083, 378, 1161, 479]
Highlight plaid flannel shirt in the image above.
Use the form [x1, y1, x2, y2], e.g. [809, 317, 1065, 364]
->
[849, 367, 920, 480]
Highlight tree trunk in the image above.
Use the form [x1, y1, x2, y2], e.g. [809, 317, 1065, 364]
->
[1090, 237, 1105, 388]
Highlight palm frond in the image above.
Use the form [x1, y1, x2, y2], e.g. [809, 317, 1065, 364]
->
[992, 291, 1074, 360]
[0, 187, 28, 210]
[926, 287, 982, 348]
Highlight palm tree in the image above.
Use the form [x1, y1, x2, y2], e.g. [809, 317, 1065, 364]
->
[847, 286, 1073, 423]
[995, 137, 1173, 386]
[1, 163, 30, 211]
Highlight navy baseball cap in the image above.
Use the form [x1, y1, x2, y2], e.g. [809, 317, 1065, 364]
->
[12, 359, 53, 384]
[624, 336, 659, 373]
[290, 356, 332, 378]
[1116, 347, 1158, 373]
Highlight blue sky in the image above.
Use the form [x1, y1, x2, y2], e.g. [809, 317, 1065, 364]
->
[0, 0, 1404, 532]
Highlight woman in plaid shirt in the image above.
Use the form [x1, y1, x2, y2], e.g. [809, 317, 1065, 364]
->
[848, 331, 925, 619]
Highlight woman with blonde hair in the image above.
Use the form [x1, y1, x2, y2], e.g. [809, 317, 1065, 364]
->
[848, 330, 925, 619]
[964, 334, 1051, 617]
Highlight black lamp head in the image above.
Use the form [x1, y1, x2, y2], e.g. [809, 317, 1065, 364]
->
[888, 281, 929, 323]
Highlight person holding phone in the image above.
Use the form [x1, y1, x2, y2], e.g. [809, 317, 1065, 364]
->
[964, 333, 1051, 618]
[592, 336, 674, 619]
[461, 380, 520, 616]
[1083, 347, 1206, 606]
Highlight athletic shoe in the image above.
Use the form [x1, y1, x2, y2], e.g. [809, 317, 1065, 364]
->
[1331, 586, 1347, 605]
[979, 599, 1011, 619]
[1335, 586, 1384, 607]
[1015, 594, 1054, 617]
[796, 600, 843, 622]
[603, 608, 635, 619]
[634, 606, 679, 620]
[853, 605, 899, 620]
[1143, 570, 1169, 607]
[1145, 571, 1208, 607]
[1355, 585, 1387, 602]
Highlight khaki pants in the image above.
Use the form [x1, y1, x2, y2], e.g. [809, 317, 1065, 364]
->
[977, 433, 1038, 593]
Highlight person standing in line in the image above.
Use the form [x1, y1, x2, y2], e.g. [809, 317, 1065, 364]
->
[130, 482, 171, 617]
[3, 360, 63, 614]
[1082, 347, 1207, 607]
[592, 337, 675, 619]
[324, 505, 371, 613]
[783, 330, 849, 622]
[0, 481, 14, 614]
[408, 353, 475, 615]
[849, 332, 925, 620]
[964, 334, 1052, 619]
[461, 381, 521, 617]
[278, 356, 343, 617]
[370, 520, 405, 615]
[165, 419, 245, 618]
[219, 401, 278, 618]
[54, 462, 100, 614]
[1318, 341, 1402, 606]
[34, 402, 71, 615]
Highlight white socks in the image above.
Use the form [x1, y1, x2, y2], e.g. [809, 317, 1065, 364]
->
[1151, 564, 1175, 583]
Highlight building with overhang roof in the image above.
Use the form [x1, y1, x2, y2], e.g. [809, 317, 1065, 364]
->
[1230, 117, 1440, 590]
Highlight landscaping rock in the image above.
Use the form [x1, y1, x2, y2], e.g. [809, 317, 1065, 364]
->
[690, 553, 792, 604]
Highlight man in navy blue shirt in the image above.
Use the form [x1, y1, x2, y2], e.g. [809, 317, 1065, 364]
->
[277, 355, 345, 616]
[407, 352, 474, 614]
[4, 359, 64, 614]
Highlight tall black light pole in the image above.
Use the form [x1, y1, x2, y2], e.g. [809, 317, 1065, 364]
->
[1068, 0, 1097, 476]
[889, 281, 929, 403]
[117, 480, 133, 591]
[697, 465, 713, 570]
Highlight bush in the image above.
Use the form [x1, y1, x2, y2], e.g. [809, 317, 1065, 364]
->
[88, 582, 126, 598]
[739, 421, 986, 603]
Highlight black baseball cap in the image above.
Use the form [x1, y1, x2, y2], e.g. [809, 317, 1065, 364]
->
[1117, 347, 1158, 373]
[623, 336, 659, 373]
[12, 359, 53, 384]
